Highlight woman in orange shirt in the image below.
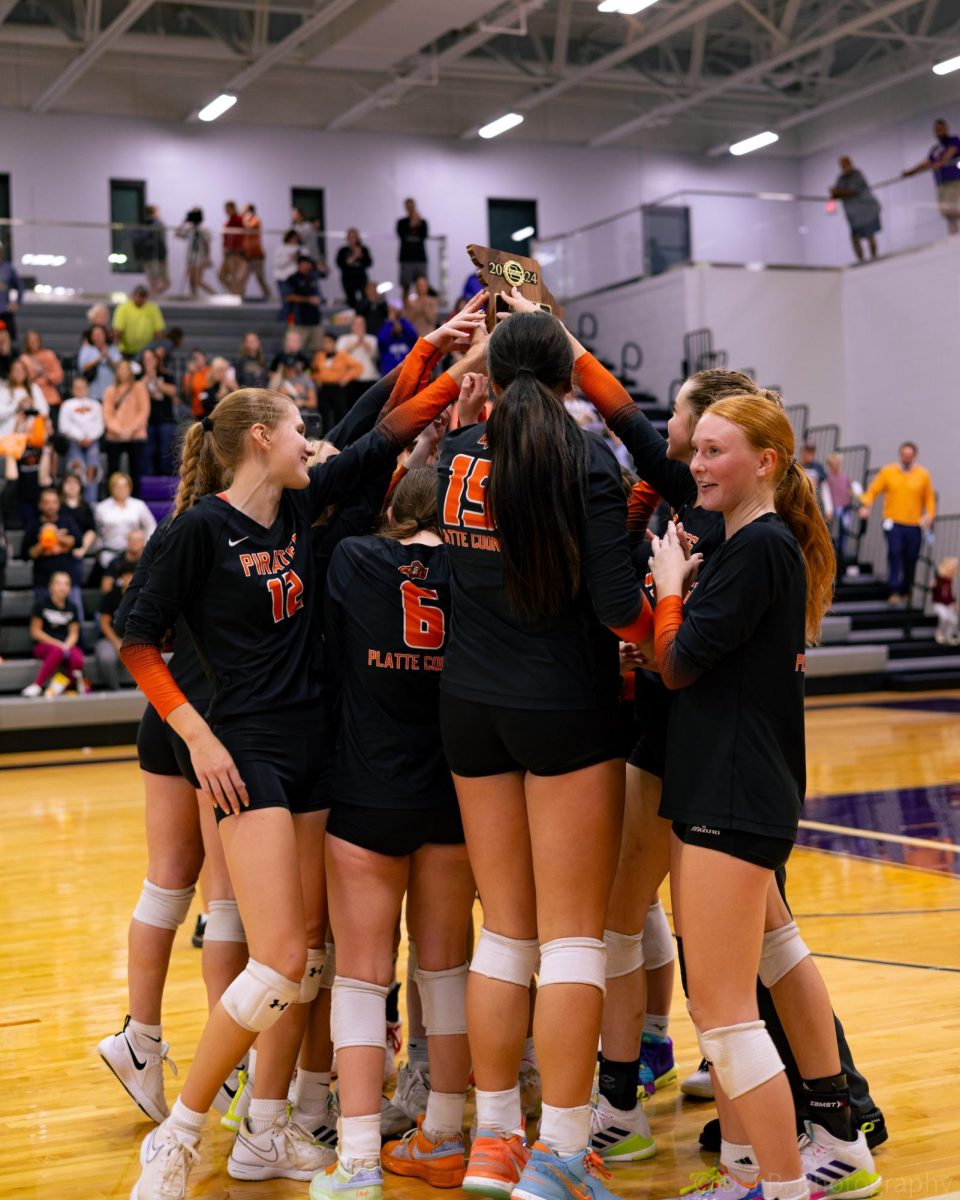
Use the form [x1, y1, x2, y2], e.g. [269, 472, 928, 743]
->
[102, 360, 150, 497]
[19, 329, 64, 412]
[241, 205, 270, 301]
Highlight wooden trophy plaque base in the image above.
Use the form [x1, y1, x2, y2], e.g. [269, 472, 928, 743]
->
[467, 244, 564, 332]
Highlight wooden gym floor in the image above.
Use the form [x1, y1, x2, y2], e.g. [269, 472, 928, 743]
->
[1, 691, 959, 1200]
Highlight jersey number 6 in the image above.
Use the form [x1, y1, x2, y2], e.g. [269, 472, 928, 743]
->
[401, 581, 445, 650]
[266, 570, 305, 624]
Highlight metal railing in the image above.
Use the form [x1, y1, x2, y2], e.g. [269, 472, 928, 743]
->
[0, 218, 449, 307]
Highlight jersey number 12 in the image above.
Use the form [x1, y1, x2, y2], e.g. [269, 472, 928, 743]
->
[266, 570, 304, 624]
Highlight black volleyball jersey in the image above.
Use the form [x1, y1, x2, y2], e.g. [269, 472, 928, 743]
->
[115, 518, 212, 705]
[325, 537, 455, 809]
[437, 424, 640, 711]
[659, 514, 808, 840]
[122, 434, 396, 723]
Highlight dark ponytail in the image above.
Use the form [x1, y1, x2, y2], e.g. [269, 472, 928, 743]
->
[486, 311, 587, 621]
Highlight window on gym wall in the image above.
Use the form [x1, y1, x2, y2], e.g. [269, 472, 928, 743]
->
[291, 186, 326, 265]
[487, 198, 538, 258]
[0, 174, 11, 263]
[109, 179, 146, 274]
[642, 205, 690, 276]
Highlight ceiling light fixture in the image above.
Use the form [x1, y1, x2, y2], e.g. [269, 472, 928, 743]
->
[729, 130, 779, 156]
[597, 0, 659, 13]
[197, 93, 237, 123]
[933, 53, 960, 75]
[376, 281, 394, 294]
[511, 226, 535, 241]
[478, 112, 524, 139]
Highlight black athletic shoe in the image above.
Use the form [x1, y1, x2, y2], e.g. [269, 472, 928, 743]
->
[699, 1118, 721, 1153]
[191, 913, 207, 949]
[857, 1108, 888, 1150]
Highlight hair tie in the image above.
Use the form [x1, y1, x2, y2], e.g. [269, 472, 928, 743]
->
[201, 416, 213, 433]
[515, 367, 535, 379]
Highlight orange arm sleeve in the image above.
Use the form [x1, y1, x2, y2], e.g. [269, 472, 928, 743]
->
[653, 594, 686, 690]
[382, 338, 442, 415]
[572, 352, 636, 427]
[627, 481, 661, 539]
[377, 372, 460, 448]
[384, 464, 407, 503]
[609, 592, 654, 647]
[119, 643, 189, 722]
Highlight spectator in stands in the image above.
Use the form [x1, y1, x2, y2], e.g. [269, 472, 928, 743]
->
[284, 256, 324, 348]
[219, 200, 247, 294]
[859, 441, 936, 606]
[403, 272, 439, 337]
[21, 570, 86, 698]
[271, 229, 302, 318]
[112, 286, 165, 358]
[59, 471, 98, 562]
[824, 451, 861, 568]
[274, 354, 317, 413]
[78, 324, 122, 401]
[336, 314, 379, 400]
[830, 157, 881, 262]
[59, 378, 104, 504]
[177, 207, 215, 297]
[356, 279, 388, 334]
[181, 349, 210, 419]
[85, 302, 111, 335]
[197, 356, 235, 416]
[19, 330, 63, 413]
[377, 306, 417, 372]
[96, 563, 135, 690]
[902, 118, 960, 235]
[0, 461, 10, 660]
[95, 471, 156, 569]
[236, 331, 269, 389]
[268, 327, 309, 375]
[136, 205, 170, 296]
[0, 320, 13, 377]
[241, 204, 270, 300]
[101, 527, 146, 594]
[145, 325, 183, 367]
[0, 242, 21, 343]
[291, 205, 321, 263]
[396, 196, 429, 290]
[800, 441, 828, 513]
[311, 332, 361, 430]
[141, 347, 178, 476]
[102, 361, 149, 497]
[2, 359, 51, 525]
[23, 487, 83, 615]
[336, 227, 373, 308]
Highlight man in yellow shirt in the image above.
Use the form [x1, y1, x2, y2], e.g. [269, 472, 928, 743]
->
[112, 286, 165, 357]
[859, 441, 935, 606]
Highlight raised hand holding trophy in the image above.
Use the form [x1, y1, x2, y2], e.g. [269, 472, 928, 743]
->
[467, 243, 563, 332]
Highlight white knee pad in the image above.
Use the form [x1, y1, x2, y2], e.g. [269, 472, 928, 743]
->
[642, 900, 674, 971]
[298, 947, 326, 1004]
[319, 941, 336, 989]
[538, 937, 606, 995]
[331, 977, 388, 1050]
[204, 899, 246, 943]
[132, 880, 195, 931]
[758, 921, 810, 988]
[470, 927, 539, 987]
[220, 958, 301, 1033]
[697, 1020, 784, 1100]
[603, 929, 644, 979]
[415, 962, 468, 1035]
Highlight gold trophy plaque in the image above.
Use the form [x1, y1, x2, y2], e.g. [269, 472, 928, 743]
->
[467, 244, 564, 332]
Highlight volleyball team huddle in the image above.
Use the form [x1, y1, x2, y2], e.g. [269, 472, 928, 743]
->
[100, 287, 886, 1200]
